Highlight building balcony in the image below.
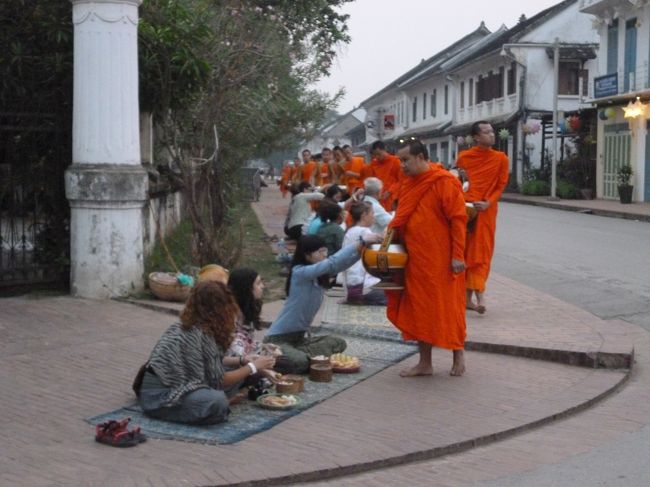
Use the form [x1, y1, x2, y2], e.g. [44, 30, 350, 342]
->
[457, 94, 518, 125]
[579, 0, 629, 16]
[593, 64, 650, 101]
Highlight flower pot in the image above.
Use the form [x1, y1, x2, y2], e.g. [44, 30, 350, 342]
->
[618, 185, 633, 204]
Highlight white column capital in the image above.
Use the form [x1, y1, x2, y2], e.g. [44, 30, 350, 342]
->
[71, 0, 141, 26]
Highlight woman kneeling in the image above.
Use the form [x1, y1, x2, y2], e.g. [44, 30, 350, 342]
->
[264, 233, 381, 373]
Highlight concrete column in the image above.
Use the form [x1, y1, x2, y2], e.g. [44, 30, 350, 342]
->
[66, 0, 148, 298]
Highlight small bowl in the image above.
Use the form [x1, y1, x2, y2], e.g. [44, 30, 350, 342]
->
[281, 374, 305, 392]
[309, 355, 330, 367]
[275, 380, 301, 394]
[309, 364, 333, 382]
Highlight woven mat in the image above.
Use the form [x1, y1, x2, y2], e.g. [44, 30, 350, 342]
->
[87, 333, 415, 445]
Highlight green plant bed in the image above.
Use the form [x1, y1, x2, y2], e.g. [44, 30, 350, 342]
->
[521, 180, 550, 196]
[556, 180, 580, 199]
[144, 202, 285, 302]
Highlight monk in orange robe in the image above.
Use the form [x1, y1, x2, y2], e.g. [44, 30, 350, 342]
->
[331, 146, 346, 185]
[342, 144, 365, 193]
[299, 149, 317, 186]
[279, 161, 293, 198]
[369, 140, 403, 211]
[456, 121, 509, 314]
[387, 139, 467, 377]
[291, 158, 302, 186]
[316, 147, 333, 186]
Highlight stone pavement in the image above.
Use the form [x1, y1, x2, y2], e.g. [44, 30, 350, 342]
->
[0, 186, 648, 486]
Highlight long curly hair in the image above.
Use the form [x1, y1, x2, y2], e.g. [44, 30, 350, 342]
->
[228, 267, 263, 330]
[180, 280, 239, 351]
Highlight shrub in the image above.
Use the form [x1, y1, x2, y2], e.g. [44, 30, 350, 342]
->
[556, 180, 580, 199]
[521, 180, 550, 196]
[616, 164, 633, 186]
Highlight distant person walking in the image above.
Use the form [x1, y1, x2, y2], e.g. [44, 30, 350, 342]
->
[456, 121, 509, 314]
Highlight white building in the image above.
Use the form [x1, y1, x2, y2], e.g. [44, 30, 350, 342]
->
[580, 0, 650, 201]
[303, 108, 366, 156]
[360, 23, 491, 164]
[360, 0, 599, 188]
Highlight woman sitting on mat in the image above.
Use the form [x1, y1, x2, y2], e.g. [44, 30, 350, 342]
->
[223, 268, 282, 378]
[137, 280, 276, 425]
[263, 233, 382, 373]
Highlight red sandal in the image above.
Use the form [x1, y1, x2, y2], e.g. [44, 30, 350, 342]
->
[95, 418, 146, 447]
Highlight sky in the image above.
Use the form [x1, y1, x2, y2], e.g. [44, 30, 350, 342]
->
[314, 0, 564, 114]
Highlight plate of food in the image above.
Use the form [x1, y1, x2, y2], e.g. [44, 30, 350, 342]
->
[256, 393, 301, 410]
[330, 353, 361, 373]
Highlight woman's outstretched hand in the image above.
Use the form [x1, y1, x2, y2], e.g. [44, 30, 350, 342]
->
[253, 355, 276, 371]
[361, 233, 383, 245]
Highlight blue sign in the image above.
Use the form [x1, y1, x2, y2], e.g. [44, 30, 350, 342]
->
[594, 73, 618, 99]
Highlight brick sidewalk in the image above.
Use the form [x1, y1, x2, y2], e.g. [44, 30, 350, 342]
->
[0, 186, 646, 486]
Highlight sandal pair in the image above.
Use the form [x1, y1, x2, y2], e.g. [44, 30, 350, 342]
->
[95, 417, 146, 447]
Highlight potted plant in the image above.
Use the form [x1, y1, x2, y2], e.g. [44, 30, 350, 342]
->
[616, 164, 634, 204]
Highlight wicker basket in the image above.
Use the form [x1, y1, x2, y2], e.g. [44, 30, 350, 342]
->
[148, 272, 192, 302]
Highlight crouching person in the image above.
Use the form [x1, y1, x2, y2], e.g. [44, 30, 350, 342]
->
[263, 233, 381, 373]
[136, 281, 275, 425]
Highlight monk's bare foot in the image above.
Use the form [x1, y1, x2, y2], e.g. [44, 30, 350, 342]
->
[450, 350, 465, 376]
[467, 303, 485, 314]
[399, 364, 433, 377]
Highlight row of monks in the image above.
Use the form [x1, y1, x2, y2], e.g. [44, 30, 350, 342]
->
[279, 142, 402, 212]
[278, 126, 510, 378]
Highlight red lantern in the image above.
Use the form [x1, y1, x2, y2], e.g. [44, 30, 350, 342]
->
[567, 115, 582, 132]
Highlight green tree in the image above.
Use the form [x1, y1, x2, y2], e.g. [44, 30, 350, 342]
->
[140, 0, 351, 266]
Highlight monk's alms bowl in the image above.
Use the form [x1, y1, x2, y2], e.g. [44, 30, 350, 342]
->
[466, 202, 478, 221]
[362, 243, 408, 290]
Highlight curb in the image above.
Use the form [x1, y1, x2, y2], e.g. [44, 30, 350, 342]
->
[216, 361, 633, 487]
[500, 195, 650, 223]
[120, 297, 635, 487]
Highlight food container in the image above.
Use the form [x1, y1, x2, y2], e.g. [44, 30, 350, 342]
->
[309, 355, 331, 367]
[282, 374, 305, 392]
[256, 393, 301, 410]
[148, 272, 191, 302]
[309, 364, 333, 382]
[275, 380, 301, 394]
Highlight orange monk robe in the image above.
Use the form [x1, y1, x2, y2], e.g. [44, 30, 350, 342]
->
[456, 146, 509, 293]
[386, 164, 467, 349]
[301, 160, 317, 185]
[280, 165, 292, 197]
[359, 161, 373, 182]
[291, 164, 303, 185]
[369, 154, 403, 211]
[332, 161, 345, 185]
[316, 161, 331, 186]
[344, 156, 365, 193]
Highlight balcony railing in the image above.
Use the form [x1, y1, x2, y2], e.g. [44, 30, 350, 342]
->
[593, 64, 650, 99]
[457, 94, 518, 125]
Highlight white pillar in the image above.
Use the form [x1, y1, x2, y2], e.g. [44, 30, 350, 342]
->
[65, 0, 148, 298]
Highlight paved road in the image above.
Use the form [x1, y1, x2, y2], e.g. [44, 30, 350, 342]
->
[493, 202, 650, 331]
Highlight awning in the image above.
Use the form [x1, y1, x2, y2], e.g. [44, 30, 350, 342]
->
[545, 46, 597, 61]
[444, 112, 520, 136]
[389, 121, 451, 142]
